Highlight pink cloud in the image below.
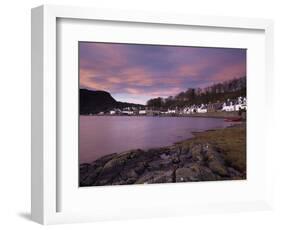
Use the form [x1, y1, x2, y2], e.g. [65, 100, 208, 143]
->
[210, 62, 246, 82]
[79, 42, 246, 104]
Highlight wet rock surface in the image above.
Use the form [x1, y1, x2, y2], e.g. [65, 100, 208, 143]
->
[80, 142, 245, 187]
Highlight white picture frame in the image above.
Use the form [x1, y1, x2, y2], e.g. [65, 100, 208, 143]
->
[31, 5, 274, 225]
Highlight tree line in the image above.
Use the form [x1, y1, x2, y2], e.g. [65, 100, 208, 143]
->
[146, 76, 246, 109]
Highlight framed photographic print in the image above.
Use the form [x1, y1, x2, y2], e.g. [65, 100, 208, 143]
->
[78, 42, 247, 187]
[31, 5, 274, 224]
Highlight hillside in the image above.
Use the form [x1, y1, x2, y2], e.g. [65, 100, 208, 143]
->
[80, 89, 144, 114]
[147, 76, 246, 109]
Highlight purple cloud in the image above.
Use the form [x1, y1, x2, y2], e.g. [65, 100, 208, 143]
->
[79, 42, 246, 104]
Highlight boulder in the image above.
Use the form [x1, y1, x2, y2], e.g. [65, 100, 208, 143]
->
[80, 138, 243, 186]
[134, 162, 147, 175]
[227, 167, 242, 177]
[136, 170, 174, 184]
[175, 165, 218, 182]
[120, 169, 138, 181]
[80, 165, 103, 186]
[208, 160, 228, 176]
[190, 144, 204, 162]
[176, 167, 200, 182]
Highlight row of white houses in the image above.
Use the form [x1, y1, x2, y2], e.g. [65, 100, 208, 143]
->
[108, 108, 146, 115]
[173, 96, 247, 115]
[101, 96, 247, 116]
[221, 97, 247, 112]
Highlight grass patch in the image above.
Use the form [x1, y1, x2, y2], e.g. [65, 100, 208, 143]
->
[181, 124, 246, 172]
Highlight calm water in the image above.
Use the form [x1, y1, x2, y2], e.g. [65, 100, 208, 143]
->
[80, 116, 231, 163]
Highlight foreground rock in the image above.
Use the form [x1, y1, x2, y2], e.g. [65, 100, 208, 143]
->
[80, 139, 246, 186]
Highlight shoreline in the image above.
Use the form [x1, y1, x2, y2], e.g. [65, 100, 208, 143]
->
[80, 123, 246, 186]
[81, 111, 243, 119]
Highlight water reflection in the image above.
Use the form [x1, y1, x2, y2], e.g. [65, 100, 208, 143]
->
[79, 116, 230, 163]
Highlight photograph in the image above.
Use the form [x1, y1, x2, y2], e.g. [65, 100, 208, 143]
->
[79, 42, 247, 187]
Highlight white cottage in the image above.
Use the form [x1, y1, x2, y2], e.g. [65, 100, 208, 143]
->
[197, 104, 207, 113]
[139, 110, 146, 115]
[167, 109, 176, 114]
[122, 110, 134, 115]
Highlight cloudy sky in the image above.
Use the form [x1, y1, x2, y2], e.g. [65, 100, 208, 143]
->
[79, 42, 246, 105]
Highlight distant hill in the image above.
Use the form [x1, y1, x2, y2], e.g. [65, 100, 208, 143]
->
[80, 89, 144, 114]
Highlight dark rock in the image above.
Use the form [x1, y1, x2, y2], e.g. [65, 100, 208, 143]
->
[80, 163, 90, 175]
[160, 153, 170, 160]
[208, 160, 228, 176]
[169, 146, 181, 157]
[172, 157, 180, 164]
[179, 154, 192, 167]
[176, 167, 200, 182]
[227, 167, 242, 177]
[80, 164, 104, 186]
[120, 169, 138, 180]
[203, 145, 228, 176]
[190, 144, 204, 161]
[158, 159, 173, 169]
[92, 152, 117, 167]
[136, 170, 174, 184]
[80, 140, 244, 186]
[148, 160, 163, 171]
[181, 145, 190, 154]
[197, 166, 219, 181]
[134, 162, 147, 175]
[176, 165, 218, 182]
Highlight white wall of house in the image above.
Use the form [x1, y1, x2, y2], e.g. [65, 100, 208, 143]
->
[122, 111, 134, 115]
[197, 108, 207, 113]
[222, 97, 247, 112]
[167, 109, 176, 114]
[139, 110, 146, 115]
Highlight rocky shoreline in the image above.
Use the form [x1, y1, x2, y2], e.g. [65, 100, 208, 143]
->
[80, 125, 246, 186]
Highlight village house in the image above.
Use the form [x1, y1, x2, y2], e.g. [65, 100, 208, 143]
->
[109, 108, 122, 115]
[222, 101, 235, 112]
[197, 104, 208, 113]
[167, 109, 177, 114]
[183, 105, 195, 114]
[222, 97, 247, 112]
[138, 110, 147, 115]
[97, 96, 246, 116]
[122, 110, 134, 115]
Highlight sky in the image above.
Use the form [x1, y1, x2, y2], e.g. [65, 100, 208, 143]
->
[79, 42, 246, 105]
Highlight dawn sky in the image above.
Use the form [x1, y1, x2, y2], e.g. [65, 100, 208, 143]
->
[79, 42, 246, 105]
